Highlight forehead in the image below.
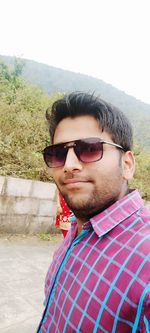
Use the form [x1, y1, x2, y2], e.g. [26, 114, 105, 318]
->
[53, 115, 111, 144]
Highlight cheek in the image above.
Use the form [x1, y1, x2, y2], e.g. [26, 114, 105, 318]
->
[51, 170, 59, 181]
[47, 168, 53, 178]
[52, 170, 63, 187]
[92, 160, 123, 181]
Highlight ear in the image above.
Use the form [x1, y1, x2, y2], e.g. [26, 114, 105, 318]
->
[122, 151, 135, 181]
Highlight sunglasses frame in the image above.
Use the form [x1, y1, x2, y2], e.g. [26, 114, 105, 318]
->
[42, 137, 124, 168]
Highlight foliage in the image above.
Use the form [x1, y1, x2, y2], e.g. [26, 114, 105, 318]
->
[0, 59, 150, 200]
[130, 146, 150, 200]
[0, 59, 60, 181]
[38, 233, 61, 242]
[1, 54, 150, 151]
[0, 58, 24, 104]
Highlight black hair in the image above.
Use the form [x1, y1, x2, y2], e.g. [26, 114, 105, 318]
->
[46, 92, 133, 151]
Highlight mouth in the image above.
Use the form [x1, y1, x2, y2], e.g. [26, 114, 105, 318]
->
[63, 179, 91, 189]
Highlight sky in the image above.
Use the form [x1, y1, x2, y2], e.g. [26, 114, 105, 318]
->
[1, 0, 150, 104]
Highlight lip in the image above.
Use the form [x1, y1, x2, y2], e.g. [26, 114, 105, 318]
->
[64, 179, 88, 184]
[63, 179, 90, 189]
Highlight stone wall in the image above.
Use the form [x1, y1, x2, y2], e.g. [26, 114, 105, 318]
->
[0, 176, 57, 234]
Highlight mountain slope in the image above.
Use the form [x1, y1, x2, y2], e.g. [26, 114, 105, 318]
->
[0, 54, 150, 149]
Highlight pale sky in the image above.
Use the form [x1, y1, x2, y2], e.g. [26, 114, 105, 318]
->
[1, 0, 150, 104]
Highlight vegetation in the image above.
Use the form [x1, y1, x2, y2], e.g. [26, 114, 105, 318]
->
[130, 147, 150, 200]
[38, 232, 61, 242]
[1, 54, 150, 151]
[0, 59, 60, 181]
[0, 58, 150, 200]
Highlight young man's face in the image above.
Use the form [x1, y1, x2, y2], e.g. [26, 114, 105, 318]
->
[51, 115, 134, 219]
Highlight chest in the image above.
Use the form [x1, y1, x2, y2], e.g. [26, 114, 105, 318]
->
[43, 233, 149, 332]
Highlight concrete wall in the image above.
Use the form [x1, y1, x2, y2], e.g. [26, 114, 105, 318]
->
[0, 176, 57, 234]
[0, 175, 149, 235]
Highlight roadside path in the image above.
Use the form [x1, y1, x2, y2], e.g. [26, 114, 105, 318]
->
[0, 234, 62, 333]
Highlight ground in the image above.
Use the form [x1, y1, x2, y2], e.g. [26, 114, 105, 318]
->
[0, 233, 62, 333]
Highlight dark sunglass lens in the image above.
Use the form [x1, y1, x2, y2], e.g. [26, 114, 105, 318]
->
[76, 139, 103, 163]
[44, 145, 66, 167]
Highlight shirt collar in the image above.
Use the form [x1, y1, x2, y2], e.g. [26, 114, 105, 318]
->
[90, 190, 144, 237]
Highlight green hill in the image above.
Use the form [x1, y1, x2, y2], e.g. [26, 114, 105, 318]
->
[1, 54, 150, 150]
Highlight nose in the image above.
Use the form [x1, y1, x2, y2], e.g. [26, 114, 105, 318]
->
[63, 148, 83, 173]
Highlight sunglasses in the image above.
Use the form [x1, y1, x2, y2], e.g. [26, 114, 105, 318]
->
[42, 137, 124, 168]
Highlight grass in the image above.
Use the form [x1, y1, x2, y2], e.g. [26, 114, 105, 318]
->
[38, 232, 62, 243]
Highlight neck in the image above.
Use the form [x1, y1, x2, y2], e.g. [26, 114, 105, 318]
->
[76, 217, 88, 235]
[75, 189, 131, 234]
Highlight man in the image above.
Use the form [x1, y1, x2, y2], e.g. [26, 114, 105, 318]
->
[37, 92, 150, 332]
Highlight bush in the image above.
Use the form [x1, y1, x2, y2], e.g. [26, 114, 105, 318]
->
[130, 148, 150, 200]
[0, 60, 61, 181]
